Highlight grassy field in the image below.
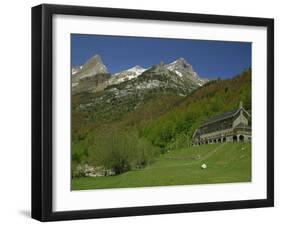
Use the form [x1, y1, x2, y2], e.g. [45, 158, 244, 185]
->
[72, 142, 251, 190]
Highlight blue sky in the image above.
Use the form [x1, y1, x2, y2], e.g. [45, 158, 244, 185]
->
[71, 34, 251, 79]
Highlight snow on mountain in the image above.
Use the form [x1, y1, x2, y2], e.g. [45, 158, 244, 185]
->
[174, 70, 183, 77]
[71, 54, 208, 95]
[165, 58, 208, 86]
[71, 66, 83, 75]
[108, 65, 146, 85]
[126, 65, 146, 76]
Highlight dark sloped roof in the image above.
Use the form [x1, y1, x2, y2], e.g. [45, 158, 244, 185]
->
[201, 109, 238, 126]
[193, 107, 251, 138]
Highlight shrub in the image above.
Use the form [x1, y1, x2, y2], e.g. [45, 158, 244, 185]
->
[92, 131, 159, 174]
[168, 133, 191, 151]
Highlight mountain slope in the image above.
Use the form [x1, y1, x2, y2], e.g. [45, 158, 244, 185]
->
[165, 58, 208, 86]
[71, 62, 202, 131]
[71, 56, 208, 130]
[71, 68, 251, 168]
[139, 69, 251, 149]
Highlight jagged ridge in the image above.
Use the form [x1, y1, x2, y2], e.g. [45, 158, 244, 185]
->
[71, 54, 208, 94]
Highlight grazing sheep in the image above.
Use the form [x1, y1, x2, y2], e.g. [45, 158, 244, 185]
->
[201, 163, 207, 169]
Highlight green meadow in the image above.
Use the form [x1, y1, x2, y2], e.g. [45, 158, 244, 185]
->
[72, 142, 251, 190]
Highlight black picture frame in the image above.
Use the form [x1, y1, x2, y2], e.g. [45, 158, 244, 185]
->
[31, 3, 274, 222]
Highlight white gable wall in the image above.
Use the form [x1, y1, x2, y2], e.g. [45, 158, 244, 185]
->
[232, 110, 248, 128]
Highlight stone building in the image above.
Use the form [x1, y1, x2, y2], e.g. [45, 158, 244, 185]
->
[192, 102, 251, 145]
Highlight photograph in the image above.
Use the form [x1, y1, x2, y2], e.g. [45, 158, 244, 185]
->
[71, 34, 252, 190]
[30, 3, 274, 222]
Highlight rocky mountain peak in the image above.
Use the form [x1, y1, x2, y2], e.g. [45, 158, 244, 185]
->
[165, 58, 208, 86]
[72, 54, 108, 83]
[167, 58, 192, 71]
[72, 55, 208, 94]
[175, 57, 188, 64]
[82, 54, 107, 73]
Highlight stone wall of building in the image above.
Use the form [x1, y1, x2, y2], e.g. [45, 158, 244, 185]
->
[233, 111, 248, 128]
[192, 109, 251, 145]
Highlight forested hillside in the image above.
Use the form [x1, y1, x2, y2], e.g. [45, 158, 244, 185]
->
[140, 69, 251, 150]
[72, 69, 251, 177]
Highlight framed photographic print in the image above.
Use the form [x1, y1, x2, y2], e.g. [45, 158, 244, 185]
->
[32, 4, 274, 221]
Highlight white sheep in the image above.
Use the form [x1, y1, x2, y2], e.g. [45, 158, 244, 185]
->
[201, 163, 207, 169]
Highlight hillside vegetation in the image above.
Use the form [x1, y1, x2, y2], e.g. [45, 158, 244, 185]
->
[71, 69, 251, 179]
[140, 69, 251, 150]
